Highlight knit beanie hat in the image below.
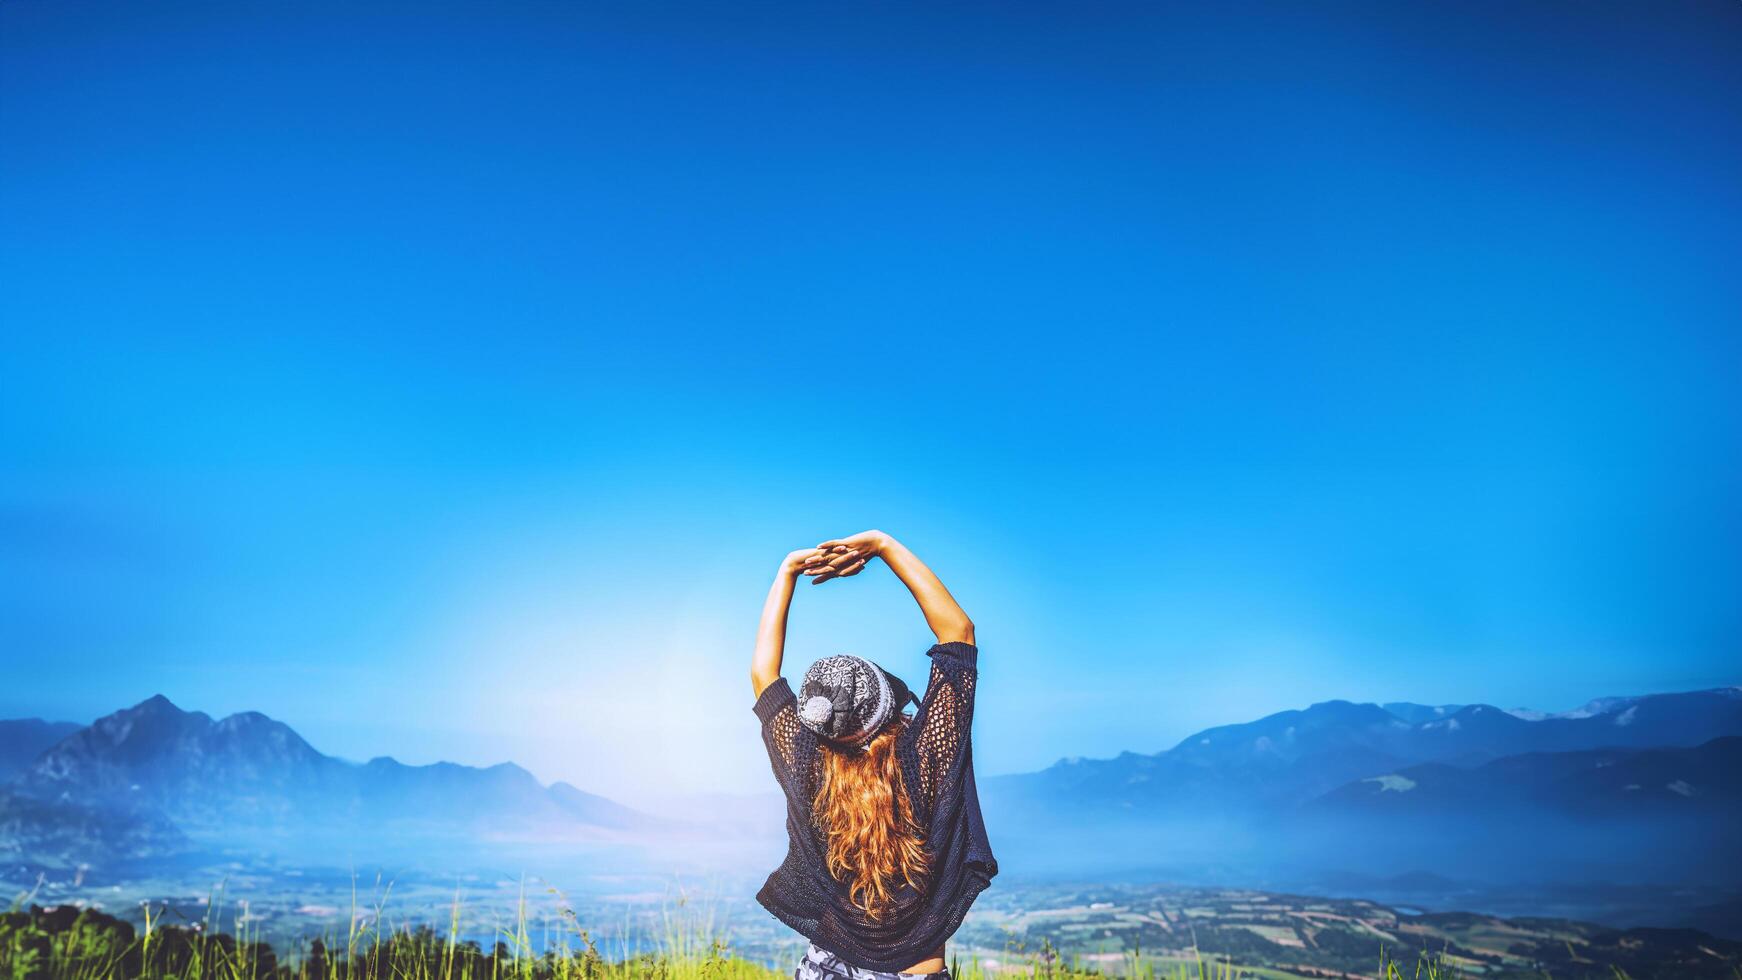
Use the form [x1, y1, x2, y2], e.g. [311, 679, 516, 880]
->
[797, 654, 920, 751]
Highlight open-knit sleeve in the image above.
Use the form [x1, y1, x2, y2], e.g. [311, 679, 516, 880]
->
[753, 676, 813, 798]
[907, 641, 978, 817]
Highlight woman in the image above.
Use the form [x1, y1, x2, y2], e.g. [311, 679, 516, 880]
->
[750, 529, 998, 980]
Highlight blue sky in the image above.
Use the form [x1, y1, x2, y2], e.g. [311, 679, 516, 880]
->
[2, 0, 1738, 809]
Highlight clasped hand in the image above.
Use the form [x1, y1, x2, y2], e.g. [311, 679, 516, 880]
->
[782, 530, 887, 585]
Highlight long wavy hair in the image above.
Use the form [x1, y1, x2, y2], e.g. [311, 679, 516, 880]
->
[812, 712, 930, 922]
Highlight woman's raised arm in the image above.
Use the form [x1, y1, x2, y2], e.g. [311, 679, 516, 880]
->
[750, 548, 827, 697]
[807, 530, 974, 645]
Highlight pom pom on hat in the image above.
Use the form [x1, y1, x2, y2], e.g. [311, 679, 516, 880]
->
[801, 695, 834, 727]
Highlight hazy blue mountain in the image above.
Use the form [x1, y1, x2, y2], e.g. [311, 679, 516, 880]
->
[8, 695, 667, 861]
[985, 687, 1742, 820]
[547, 780, 658, 831]
[976, 688, 1742, 899]
[0, 718, 83, 781]
[19, 696, 349, 826]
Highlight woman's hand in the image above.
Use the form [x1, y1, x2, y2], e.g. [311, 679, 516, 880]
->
[803, 530, 889, 584]
[781, 547, 828, 580]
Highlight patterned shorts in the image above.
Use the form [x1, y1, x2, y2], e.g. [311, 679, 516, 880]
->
[793, 943, 952, 980]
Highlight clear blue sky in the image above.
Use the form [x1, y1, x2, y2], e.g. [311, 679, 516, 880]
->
[3, 0, 1737, 809]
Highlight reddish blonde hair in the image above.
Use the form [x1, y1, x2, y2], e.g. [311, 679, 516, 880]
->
[813, 713, 929, 922]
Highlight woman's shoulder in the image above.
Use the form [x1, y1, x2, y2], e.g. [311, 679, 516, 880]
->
[753, 675, 797, 722]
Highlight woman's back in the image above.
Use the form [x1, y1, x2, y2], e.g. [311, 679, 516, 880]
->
[748, 531, 996, 978]
[753, 640, 997, 974]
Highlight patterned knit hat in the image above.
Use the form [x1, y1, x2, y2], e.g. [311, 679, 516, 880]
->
[797, 654, 920, 751]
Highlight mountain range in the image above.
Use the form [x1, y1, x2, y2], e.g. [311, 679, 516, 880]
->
[1, 694, 667, 869]
[986, 687, 1742, 818]
[3, 687, 1738, 896]
[977, 687, 1742, 895]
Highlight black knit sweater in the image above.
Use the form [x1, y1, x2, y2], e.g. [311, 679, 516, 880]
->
[752, 641, 998, 972]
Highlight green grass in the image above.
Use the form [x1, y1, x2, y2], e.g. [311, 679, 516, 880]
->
[1, 886, 1704, 980]
[3, 878, 777, 980]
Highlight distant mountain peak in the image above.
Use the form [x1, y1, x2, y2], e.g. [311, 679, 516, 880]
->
[103, 694, 211, 732]
[8, 697, 661, 858]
